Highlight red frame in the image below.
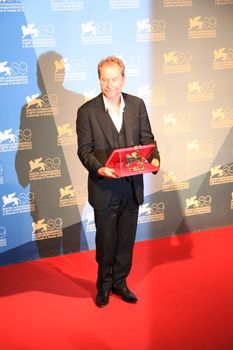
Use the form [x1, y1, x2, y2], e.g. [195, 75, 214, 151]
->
[105, 144, 159, 177]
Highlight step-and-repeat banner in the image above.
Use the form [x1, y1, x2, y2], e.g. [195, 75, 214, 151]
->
[0, 0, 233, 265]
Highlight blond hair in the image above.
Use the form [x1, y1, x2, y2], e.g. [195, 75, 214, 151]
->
[98, 56, 125, 78]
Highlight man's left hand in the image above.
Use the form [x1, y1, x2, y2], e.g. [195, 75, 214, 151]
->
[151, 158, 160, 168]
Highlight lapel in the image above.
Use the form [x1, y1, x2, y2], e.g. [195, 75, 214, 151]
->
[95, 94, 114, 147]
[122, 93, 134, 147]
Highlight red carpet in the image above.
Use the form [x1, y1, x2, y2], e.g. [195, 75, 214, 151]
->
[0, 226, 233, 350]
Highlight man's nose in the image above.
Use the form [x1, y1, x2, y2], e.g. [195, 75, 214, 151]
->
[107, 80, 113, 89]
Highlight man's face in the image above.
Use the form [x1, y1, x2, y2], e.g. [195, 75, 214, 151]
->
[99, 63, 125, 101]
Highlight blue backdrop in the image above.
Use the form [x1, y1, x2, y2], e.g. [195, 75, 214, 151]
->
[1, 0, 233, 265]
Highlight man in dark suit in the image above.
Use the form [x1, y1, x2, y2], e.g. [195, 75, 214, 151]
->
[76, 56, 160, 307]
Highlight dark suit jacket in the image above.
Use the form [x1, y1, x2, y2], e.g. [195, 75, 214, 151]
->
[76, 92, 160, 210]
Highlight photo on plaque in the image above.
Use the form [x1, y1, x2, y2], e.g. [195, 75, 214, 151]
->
[105, 144, 159, 177]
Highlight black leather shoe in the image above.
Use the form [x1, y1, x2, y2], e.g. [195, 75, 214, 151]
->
[96, 290, 110, 307]
[112, 286, 138, 303]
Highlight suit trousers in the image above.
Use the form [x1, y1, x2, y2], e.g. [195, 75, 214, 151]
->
[94, 177, 139, 292]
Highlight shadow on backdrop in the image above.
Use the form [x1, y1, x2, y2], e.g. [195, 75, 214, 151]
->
[15, 51, 88, 258]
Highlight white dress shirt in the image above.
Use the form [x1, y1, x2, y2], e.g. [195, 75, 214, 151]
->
[103, 94, 125, 133]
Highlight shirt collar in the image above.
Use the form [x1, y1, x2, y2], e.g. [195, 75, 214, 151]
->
[103, 93, 125, 113]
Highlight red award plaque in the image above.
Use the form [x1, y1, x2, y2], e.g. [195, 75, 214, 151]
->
[105, 144, 159, 177]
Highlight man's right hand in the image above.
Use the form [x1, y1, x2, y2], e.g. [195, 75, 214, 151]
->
[98, 167, 118, 178]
